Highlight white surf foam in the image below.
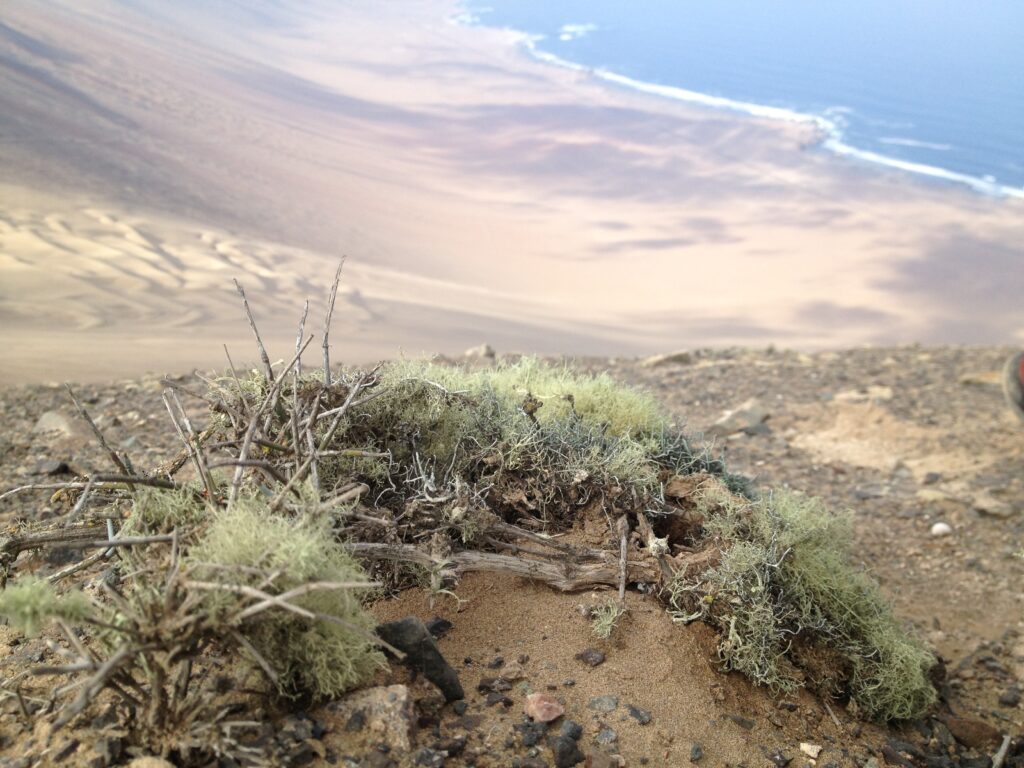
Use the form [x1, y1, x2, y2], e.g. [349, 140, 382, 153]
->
[878, 137, 953, 151]
[478, 21, 1024, 200]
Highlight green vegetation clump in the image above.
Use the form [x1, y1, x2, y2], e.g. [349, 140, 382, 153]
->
[327, 357, 747, 520]
[187, 497, 385, 698]
[670, 488, 936, 721]
[590, 599, 626, 640]
[0, 576, 90, 636]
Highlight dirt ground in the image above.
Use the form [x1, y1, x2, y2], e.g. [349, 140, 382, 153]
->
[1, 345, 1021, 766]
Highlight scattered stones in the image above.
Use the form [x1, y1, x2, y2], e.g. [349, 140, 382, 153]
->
[930, 522, 953, 537]
[626, 704, 652, 725]
[330, 685, 415, 752]
[707, 398, 769, 437]
[690, 743, 704, 763]
[574, 648, 605, 667]
[524, 692, 565, 723]
[547, 735, 585, 767]
[414, 748, 446, 767]
[800, 743, 823, 759]
[376, 617, 464, 702]
[595, 727, 618, 745]
[587, 695, 619, 713]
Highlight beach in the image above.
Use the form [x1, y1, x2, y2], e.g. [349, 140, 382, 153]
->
[1, 0, 1022, 384]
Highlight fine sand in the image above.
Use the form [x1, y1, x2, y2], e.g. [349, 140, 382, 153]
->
[1, 0, 1023, 384]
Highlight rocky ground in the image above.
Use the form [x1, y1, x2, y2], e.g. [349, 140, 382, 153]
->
[1, 345, 1022, 767]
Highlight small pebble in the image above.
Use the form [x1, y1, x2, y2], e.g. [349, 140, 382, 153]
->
[588, 695, 619, 713]
[690, 743, 704, 763]
[575, 649, 606, 667]
[930, 522, 953, 537]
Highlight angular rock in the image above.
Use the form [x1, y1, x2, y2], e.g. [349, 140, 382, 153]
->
[329, 685, 415, 752]
[707, 399, 768, 437]
[32, 411, 91, 441]
[626, 704, 652, 725]
[587, 695, 618, 713]
[574, 648, 605, 667]
[943, 715, 1001, 749]
[560, 720, 583, 741]
[524, 692, 565, 723]
[376, 617, 464, 702]
[800, 743, 823, 759]
[972, 493, 1015, 518]
[547, 735, 585, 767]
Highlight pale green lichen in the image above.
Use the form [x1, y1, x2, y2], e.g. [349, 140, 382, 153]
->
[670, 489, 935, 721]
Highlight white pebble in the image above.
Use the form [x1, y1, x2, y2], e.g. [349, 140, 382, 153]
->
[930, 522, 953, 537]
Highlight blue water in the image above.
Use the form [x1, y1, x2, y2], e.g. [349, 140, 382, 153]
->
[457, 1, 1024, 198]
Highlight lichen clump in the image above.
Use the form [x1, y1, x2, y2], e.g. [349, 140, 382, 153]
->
[669, 486, 936, 721]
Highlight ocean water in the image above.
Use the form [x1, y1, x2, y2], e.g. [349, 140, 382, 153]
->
[457, 1, 1024, 198]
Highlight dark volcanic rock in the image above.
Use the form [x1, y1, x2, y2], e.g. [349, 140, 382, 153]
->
[376, 617, 464, 702]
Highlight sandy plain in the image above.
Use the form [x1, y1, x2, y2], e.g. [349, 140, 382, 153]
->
[1, 0, 1022, 384]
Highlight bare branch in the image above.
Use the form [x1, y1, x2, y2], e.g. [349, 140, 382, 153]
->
[233, 278, 274, 383]
[322, 258, 346, 387]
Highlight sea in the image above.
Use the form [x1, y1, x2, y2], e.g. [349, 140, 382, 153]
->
[455, 1, 1024, 199]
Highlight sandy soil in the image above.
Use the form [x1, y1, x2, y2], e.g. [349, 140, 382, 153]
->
[2, 1, 1024, 384]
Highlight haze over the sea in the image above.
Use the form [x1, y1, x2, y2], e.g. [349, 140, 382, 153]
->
[462, 0, 1024, 198]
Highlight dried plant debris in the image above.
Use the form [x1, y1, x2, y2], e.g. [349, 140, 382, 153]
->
[0, 271, 936, 763]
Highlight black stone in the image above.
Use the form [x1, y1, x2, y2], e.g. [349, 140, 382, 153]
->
[999, 687, 1021, 707]
[547, 735, 585, 767]
[344, 710, 367, 732]
[690, 743, 704, 763]
[452, 700, 468, 715]
[723, 714, 755, 730]
[486, 656, 505, 669]
[559, 720, 583, 741]
[426, 617, 454, 639]
[376, 617, 465, 702]
[516, 721, 549, 747]
[485, 692, 512, 707]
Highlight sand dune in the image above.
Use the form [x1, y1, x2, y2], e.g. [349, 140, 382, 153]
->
[0, 0, 1022, 383]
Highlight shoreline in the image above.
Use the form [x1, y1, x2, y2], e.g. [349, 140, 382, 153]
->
[454, 7, 1024, 201]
